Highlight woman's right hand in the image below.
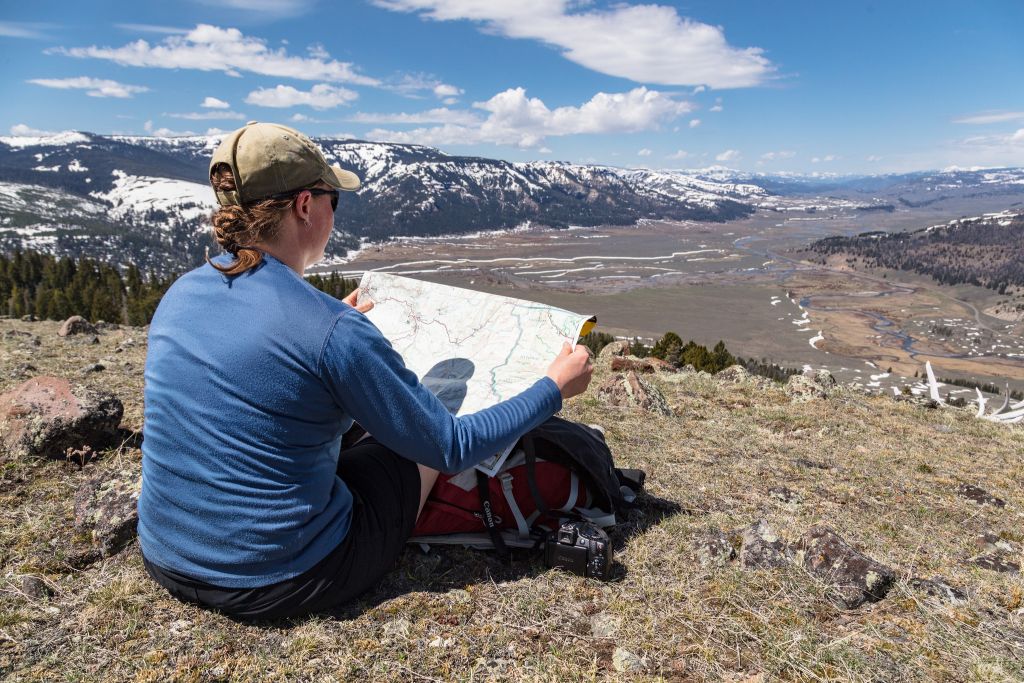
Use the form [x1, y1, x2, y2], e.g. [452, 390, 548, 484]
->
[545, 341, 594, 399]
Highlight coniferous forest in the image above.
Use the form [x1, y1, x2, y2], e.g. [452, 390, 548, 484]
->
[0, 250, 359, 326]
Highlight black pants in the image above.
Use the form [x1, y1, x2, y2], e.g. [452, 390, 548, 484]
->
[143, 438, 421, 621]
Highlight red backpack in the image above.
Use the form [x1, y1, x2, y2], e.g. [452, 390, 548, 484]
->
[411, 417, 645, 559]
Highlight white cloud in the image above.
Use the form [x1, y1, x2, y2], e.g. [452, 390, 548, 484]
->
[865, 155, 883, 162]
[637, 148, 652, 156]
[372, 0, 773, 88]
[1011, 129, 1024, 144]
[760, 150, 795, 161]
[538, 146, 553, 154]
[443, 97, 458, 105]
[433, 83, 463, 99]
[952, 111, 1024, 125]
[689, 119, 701, 128]
[202, 96, 230, 109]
[191, 0, 316, 17]
[710, 104, 723, 113]
[290, 113, 329, 123]
[367, 86, 692, 148]
[667, 149, 688, 160]
[27, 76, 149, 98]
[350, 108, 481, 125]
[691, 85, 706, 95]
[811, 154, 839, 163]
[715, 149, 740, 162]
[53, 24, 379, 85]
[115, 23, 189, 35]
[167, 111, 246, 120]
[307, 43, 330, 60]
[0, 22, 53, 39]
[10, 124, 57, 136]
[245, 84, 359, 110]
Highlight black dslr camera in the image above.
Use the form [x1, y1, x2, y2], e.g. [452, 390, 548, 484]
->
[544, 520, 612, 580]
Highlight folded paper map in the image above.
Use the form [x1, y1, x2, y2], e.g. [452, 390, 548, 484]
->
[357, 272, 596, 475]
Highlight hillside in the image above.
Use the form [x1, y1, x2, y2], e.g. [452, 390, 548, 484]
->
[0, 132, 760, 273]
[1, 318, 1022, 681]
[804, 211, 1024, 294]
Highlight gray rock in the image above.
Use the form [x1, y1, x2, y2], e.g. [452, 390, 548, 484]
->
[73, 466, 141, 558]
[20, 575, 53, 599]
[796, 526, 896, 608]
[58, 316, 97, 337]
[786, 368, 838, 400]
[8, 363, 37, 380]
[715, 365, 751, 383]
[908, 576, 967, 603]
[596, 371, 673, 416]
[0, 376, 123, 460]
[968, 554, 1020, 574]
[693, 529, 736, 568]
[769, 486, 801, 504]
[794, 458, 832, 470]
[955, 484, 1005, 508]
[610, 356, 677, 374]
[597, 340, 630, 359]
[974, 532, 1021, 555]
[740, 520, 791, 569]
[80, 363, 106, 375]
[612, 647, 644, 673]
[590, 613, 620, 638]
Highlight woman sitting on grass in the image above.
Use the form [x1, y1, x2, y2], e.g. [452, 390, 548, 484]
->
[137, 122, 594, 621]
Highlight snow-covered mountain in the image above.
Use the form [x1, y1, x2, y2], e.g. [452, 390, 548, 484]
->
[2, 130, 1024, 273]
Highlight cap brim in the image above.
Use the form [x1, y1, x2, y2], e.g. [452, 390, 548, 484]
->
[325, 164, 361, 192]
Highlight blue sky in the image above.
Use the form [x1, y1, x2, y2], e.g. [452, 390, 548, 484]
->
[1, 0, 1023, 174]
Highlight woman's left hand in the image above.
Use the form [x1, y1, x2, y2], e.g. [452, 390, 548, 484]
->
[343, 288, 374, 313]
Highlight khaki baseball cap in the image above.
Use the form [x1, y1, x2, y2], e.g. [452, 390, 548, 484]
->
[209, 121, 360, 206]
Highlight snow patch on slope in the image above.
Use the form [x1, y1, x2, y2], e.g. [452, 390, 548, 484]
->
[89, 170, 216, 223]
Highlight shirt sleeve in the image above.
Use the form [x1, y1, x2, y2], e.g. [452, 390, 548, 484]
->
[319, 308, 563, 473]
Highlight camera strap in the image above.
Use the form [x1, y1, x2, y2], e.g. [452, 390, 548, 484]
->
[475, 470, 511, 564]
[522, 435, 551, 516]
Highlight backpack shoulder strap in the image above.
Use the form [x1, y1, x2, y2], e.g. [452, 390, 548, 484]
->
[475, 470, 510, 564]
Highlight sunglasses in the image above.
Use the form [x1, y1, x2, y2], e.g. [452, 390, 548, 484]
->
[270, 187, 340, 212]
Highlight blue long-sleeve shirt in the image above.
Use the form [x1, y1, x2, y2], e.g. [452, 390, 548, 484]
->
[137, 253, 562, 588]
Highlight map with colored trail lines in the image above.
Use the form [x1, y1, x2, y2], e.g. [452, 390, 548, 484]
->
[357, 272, 595, 474]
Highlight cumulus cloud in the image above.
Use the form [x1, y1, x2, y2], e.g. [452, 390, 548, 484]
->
[9, 124, 58, 136]
[666, 149, 689, 160]
[715, 149, 740, 162]
[202, 96, 230, 109]
[637, 148, 652, 156]
[372, 0, 773, 88]
[1011, 129, 1024, 143]
[689, 119, 701, 128]
[27, 76, 149, 98]
[433, 83, 463, 99]
[52, 24, 379, 85]
[245, 84, 359, 110]
[811, 154, 839, 163]
[290, 113, 329, 123]
[952, 111, 1024, 125]
[760, 150, 795, 161]
[367, 86, 692, 148]
[865, 155, 883, 162]
[709, 98, 723, 112]
[350, 108, 481, 125]
[167, 111, 246, 120]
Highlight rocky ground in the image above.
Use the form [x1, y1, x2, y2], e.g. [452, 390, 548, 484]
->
[0, 318, 1022, 682]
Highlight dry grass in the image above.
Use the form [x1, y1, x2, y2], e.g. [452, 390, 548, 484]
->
[1, 318, 1022, 681]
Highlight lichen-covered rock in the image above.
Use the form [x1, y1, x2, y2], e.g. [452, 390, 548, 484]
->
[786, 369, 837, 401]
[596, 371, 673, 416]
[908, 576, 967, 603]
[0, 376, 123, 460]
[612, 647, 644, 673]
[693, 529, 736, 568]
[796, 526, 896, 608]
[597, 340, 630, 359]
[769, 486, 801, 504]
[967, 554, 1020, 574]
[73, 466, 141, 557]
[715, 365, 751, 383]
[610, 356, 677, 374]
[739, 519, 790, 569]
[955, 484, 1005, 508]
[58, 315, 98, 337]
